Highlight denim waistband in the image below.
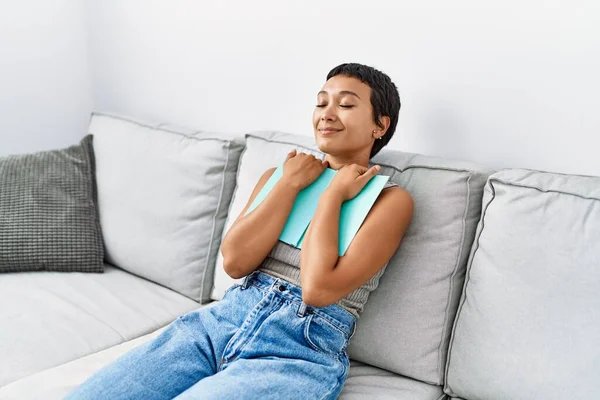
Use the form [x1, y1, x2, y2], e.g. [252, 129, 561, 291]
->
[241, 271, 357, 339]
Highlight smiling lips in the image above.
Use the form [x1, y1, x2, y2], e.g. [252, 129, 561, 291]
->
[319, 128, 342, 135]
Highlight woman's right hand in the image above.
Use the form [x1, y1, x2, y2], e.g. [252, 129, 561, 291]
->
[281, 149, 329, 191]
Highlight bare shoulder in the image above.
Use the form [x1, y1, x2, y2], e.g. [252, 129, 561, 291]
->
[230, 166, 278, 227]
[251, 167, 277, 192]
[369, 185, 414, 232]
[378, 185, 414, 210]
[246, 167, 278, 206]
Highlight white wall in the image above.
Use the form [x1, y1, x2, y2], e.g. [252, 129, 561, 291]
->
[5, 1, 599, 176]
[84, 1, 600, 176]
[0, 1, 93, 157]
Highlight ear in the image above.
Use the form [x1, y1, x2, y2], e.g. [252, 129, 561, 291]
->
[376, 116, 391, 137]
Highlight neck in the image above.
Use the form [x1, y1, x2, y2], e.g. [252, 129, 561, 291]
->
[324, 151, 371, 171]
[325, 147, 371, 171]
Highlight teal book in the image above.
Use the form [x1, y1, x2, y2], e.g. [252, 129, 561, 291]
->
[246, 163, 390, 256]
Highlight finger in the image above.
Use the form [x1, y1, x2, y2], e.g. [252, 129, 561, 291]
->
[355, 165, 369, 175]
[322, 159, 329, 169]
[298, 152, 310, 160]
[361, 165, 381, 179]
[285, 149, 297, 161]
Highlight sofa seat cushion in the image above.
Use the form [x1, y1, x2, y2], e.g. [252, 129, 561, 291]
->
[0, 265, 202, 387]
[341, 361, 444, 400]
[0, 321, 441, 400]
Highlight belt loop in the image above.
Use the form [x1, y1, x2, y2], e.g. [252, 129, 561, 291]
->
[241, 272, 253, 290]
[297, 301, 308, 317]
[349, 321, 357, 340]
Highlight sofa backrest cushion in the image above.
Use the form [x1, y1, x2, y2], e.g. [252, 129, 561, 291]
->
[212, 130, 491, 384]
[445, 169, 600, 399]
[89, 112, 244, 302]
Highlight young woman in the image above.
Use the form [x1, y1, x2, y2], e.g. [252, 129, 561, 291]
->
[66, 63, 413, 400]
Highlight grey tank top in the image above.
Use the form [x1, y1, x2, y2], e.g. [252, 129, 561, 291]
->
[258, 180, 400, 319]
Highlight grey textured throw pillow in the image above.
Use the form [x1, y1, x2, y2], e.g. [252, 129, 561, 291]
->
[0, 135, 104, 273]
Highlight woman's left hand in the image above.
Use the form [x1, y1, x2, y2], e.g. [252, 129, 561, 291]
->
[326, 163, 381, 202]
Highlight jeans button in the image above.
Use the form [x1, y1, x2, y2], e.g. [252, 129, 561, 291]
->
[278, 285, 286, 292]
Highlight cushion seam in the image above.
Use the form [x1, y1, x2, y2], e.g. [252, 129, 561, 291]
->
[437, 172, 472, 383]
[245, 134, 487, 175]
[210, 142, 250, 300]
[201, 142, 231, 303]
[90, 112, 232, 144]
[490, 177, 600, 202]
[442, 178, 497, 396]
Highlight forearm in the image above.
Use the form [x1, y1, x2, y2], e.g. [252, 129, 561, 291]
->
[300, 189, 343, 292]
[221, 179, 300, 278]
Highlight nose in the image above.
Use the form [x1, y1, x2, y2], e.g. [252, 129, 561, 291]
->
[320, 107, 337, 122]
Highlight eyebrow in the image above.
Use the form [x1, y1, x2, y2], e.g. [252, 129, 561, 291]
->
[317, 90, 361, 100]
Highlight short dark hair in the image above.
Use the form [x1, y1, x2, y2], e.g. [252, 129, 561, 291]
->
[326, 63, 400, 158]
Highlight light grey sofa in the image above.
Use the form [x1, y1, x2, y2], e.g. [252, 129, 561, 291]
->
[1, 112, 598, 399]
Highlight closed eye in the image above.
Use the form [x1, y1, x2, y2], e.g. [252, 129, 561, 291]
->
[315, 104, 354, 108]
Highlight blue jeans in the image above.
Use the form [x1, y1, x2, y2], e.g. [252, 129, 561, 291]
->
[65, 271, 357, 399]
